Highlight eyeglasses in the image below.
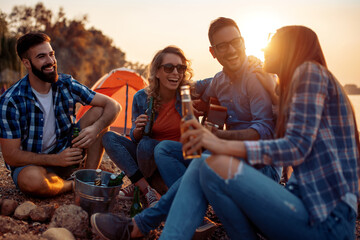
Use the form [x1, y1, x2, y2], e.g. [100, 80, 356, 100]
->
[211, 37, 243, 52]
[160, 64, 187, 74]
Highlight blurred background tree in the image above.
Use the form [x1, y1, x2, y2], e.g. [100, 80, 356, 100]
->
[0, 2, 148, 89]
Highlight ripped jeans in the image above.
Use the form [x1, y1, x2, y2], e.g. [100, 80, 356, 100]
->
[160, 158, 356, 240]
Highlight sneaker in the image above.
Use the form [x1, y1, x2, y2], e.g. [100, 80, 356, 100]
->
[119, 184, 135, 200]
[192, 217, 217, 240]
[91, 213, 133, 240]
[144, 186, 161, 208]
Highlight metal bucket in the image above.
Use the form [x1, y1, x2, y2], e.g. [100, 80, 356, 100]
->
[74, 169, 122, 216]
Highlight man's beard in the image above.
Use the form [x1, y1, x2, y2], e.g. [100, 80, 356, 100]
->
[30, 60, 58, 83]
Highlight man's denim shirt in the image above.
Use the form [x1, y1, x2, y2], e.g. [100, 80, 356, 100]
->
[200, 59, 275, 140]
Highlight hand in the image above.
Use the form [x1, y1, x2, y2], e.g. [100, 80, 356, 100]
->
[56, 147, 83, 167]
[192, 99, 207, 118]
[180, 119, 226, 156]
[204, 121, 218, 133]
[248, 55, 263, 69]
[133, 114, 148, 135]
[253, 68, 279, 105]
[72, 124, 100, 148]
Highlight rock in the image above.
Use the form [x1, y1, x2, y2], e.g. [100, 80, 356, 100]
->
[49, 204, 89, 238]
[43, 227, 75, 240]
[30, 204, 57, 222]
[0, 215, 27, 234]
[1, 199, 18, 216]
[14, 201, 36, 220]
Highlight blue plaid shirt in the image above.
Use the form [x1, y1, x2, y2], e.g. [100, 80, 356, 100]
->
[0, 74, 95, 156]
[245, 62, 359, 224]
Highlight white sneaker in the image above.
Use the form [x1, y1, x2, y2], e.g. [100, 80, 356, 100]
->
[118, 184, 135, 200]
[144, 186, 161, 208]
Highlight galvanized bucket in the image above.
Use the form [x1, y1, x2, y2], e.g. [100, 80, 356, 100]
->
[74, 169, 122, 216]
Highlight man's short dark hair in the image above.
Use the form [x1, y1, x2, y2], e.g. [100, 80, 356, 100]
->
[208, 17, 241, 45]
[16, 32, 51, 59]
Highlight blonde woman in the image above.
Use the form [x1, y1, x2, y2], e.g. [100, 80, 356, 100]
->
[102, 46, 193, 208]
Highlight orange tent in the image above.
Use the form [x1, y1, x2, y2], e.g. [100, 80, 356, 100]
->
[76, 68, 148, 136]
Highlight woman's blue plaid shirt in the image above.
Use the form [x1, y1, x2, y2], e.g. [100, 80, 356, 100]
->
[245, 62, 359, 224]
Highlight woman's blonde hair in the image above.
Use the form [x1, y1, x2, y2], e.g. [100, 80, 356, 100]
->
[146, 46, 193, 111]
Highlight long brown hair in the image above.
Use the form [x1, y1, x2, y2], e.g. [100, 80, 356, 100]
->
[146, 46, 193, 111]
[271, 26, 327, 137]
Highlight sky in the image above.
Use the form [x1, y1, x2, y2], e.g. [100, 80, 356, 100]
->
[1, 0, 360, 86]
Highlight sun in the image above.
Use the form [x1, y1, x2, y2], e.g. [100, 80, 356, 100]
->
[236, 12, 281, 62]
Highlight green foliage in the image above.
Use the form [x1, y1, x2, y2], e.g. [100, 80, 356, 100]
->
[0, 2, 147, 87]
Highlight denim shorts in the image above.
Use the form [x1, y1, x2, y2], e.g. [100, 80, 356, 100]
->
[8, 122, 81, 188]
[11, 165, 74, 188]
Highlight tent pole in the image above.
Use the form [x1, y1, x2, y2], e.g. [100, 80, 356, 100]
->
[124, 83, 129, 136]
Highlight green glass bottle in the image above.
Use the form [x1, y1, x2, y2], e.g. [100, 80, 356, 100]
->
[107, 171, 125, 187]
[71, 125, 81, 168]
[143, 97, 154, 136]
[130, 186, 143, 217]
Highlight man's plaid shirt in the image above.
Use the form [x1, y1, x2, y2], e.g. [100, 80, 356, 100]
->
[245, 62, 359, 224]
[0, 73, 95, 156]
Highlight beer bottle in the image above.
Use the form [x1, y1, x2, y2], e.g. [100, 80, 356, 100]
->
[71, 125, 81, 169]
[143, 97, 154, 136]
[130, 186, 143, 217]
[107, 171, 125, 187]
[180, 85, 201, 159]
[94, 169, 102, 186]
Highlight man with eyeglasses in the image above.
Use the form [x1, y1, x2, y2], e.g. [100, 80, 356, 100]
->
[154, 17, 279, 188]
[91, 17, 279, 240]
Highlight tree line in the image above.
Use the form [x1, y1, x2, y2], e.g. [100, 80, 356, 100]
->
[0, 2, 148, 88]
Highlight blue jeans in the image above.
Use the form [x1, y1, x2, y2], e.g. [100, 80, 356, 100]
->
[161, 159, 356, 240]
[154, 140, 191, 187]
[137, 154, 281, 237]
[102, 131, 160, 179]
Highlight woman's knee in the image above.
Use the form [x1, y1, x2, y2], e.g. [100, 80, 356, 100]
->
[102, 131, 117, 148]
[154, 141, 170, 164]
[204, 155, 240, 180]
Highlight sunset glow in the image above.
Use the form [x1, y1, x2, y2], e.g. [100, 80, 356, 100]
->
[236, 12, 281, 62]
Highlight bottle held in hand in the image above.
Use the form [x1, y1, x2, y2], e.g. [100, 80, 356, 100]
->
[143, 97, 154, 136]
[180, 85, 201, 159]
[71, 125, 81, 168]
[130, 186, 143, 217]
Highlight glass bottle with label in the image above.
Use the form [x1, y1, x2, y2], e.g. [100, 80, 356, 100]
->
[94, 169, 102, 186]
[180, 85, 201, 159]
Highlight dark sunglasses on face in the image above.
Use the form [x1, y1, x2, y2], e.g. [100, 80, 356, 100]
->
[160, 64, 187, 74]
[212, 37, 243, 53]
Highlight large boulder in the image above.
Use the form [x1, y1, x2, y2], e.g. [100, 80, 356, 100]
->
[49, 204, 89, 238]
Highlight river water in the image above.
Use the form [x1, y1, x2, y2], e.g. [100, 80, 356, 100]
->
[349, 95, 360, 130]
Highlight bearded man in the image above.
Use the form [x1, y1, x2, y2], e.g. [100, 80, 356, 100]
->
[0, 32, 121, 197]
